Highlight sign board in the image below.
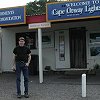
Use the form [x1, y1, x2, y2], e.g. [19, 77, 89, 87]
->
[29, 22, 51, 29]
[0, 6, 26, 26]
[46, 0, 100, 22]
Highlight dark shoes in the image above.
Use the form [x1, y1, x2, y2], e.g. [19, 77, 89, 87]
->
[17, 93, 29, 98]
[17, 94, 21, 98]
[24, 93, 29, 98]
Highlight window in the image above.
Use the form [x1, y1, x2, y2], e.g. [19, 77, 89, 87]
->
[41, 32, 54, 48]
[59, 31, 65, 61]
[90, 33, 100, 56]
[16, 32, 36, 49]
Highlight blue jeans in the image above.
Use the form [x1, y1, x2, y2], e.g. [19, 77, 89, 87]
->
[16, 62, 29, 94]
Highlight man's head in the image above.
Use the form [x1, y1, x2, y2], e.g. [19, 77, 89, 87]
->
[18, 37, 25, 47]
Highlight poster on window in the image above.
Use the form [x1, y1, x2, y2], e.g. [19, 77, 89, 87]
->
[16, 32, 36, 50]
[41, 32, 54, 48]
[90, 33, 100, 56]
[59, 33, 65, 61]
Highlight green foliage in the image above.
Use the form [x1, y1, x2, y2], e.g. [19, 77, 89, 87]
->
[26, 0, 58, 15]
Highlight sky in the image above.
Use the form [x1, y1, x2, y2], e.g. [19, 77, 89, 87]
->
[0, 0, 36, 8]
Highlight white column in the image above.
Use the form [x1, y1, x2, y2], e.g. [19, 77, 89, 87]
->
[0, 37, 2, 73]
[82, 74, 86, 97]
[38, 28, 43, 83]
[21, 71, 25, 95]
[0, 27, 2, 73]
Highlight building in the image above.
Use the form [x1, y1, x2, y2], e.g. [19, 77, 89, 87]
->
[0, 0, 100, 76]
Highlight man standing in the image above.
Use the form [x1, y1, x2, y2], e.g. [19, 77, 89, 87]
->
[12, 37, 31, 98]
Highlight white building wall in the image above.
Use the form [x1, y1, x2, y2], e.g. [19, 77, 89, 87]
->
[1, 26, 37, 71]
[1, 28, 15, 71]
[1, 26, 55, 72]
[1, 20, 100, 71]
[42, 48, 55, 70]
[50, 20, 100, 70]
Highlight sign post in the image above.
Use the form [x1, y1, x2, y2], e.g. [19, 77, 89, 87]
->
[29, 22, 51, 83]
[38, 28, 43, 83]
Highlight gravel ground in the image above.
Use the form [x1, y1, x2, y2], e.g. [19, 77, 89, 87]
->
[0, 72, 100, 100]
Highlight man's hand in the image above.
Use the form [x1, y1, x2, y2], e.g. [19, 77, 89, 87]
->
[25, 63, 29, 67]
[12, 65, 16, 71]
[26, 54, 31, 67]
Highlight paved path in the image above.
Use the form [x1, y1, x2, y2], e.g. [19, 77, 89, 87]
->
[0, 72, 100, 100]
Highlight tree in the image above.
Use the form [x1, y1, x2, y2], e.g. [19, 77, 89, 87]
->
[26, 0, 57, 15]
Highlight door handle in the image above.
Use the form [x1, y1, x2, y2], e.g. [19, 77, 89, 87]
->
[55, 49, 57, 51]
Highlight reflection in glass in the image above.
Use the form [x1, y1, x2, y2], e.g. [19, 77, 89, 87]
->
[90, 33, 100, 56]
[59, 32, 65, 61]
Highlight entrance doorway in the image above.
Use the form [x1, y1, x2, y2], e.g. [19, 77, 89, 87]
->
[69, 27, 87, 68]
[55, 30, 70, 69]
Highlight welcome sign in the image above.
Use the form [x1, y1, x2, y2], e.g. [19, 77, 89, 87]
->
[0, 6, 26, 26]
[46, 0, 100, 22]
